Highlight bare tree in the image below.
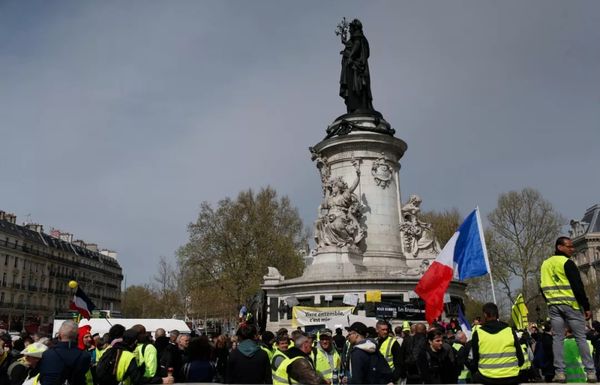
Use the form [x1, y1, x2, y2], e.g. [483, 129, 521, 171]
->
[487, 188, 564, 307]
[421, 208, 462, 247]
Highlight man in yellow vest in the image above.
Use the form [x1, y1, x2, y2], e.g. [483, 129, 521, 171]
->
[471, 302, 523, 385]
[272, 332, 326, 385]
[132, 324, 158, 380]
[375, 320, 401, 383]
[312, 328, 341, 383]
[102, 329, 174, 385]
[540, 236, 597, 383]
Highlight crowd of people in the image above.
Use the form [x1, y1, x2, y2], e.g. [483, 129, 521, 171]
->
[1, 236, 598, 384]
[0, 309, 597, 385]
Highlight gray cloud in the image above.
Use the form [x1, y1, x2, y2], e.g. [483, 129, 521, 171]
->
[1, 1, 599, 285]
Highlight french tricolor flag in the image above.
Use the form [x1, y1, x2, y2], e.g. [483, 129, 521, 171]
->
[69, 287, 96, 320]
[415, 208, 491, 324]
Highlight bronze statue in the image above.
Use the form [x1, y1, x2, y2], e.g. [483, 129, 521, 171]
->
[337, 18, 374, 114]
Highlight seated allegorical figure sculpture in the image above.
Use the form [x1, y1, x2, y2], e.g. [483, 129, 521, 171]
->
[400, 194, 441, 258]
[314, 161, 365, 249]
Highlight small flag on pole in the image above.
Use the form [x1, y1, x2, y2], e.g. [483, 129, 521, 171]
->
[69, 287, 96, 320]
[511, 293, 529, 330]
[457, 305, 472, 340]
[415, 208, 491, 324]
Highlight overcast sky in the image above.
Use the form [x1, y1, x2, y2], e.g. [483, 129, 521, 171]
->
[2, 1, 599, 286]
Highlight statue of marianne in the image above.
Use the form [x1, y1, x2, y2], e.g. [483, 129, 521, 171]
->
[338, 18, 375, 114]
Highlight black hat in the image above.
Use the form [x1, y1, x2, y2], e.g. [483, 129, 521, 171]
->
[345, 322, 367, 336]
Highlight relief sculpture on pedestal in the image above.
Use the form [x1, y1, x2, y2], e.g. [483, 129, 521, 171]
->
[313, 157, 365, 249]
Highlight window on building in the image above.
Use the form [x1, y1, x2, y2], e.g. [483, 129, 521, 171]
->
[3, 254, 7, 266]
[14, 256, 18, 268]
[0, 292, 4, 303]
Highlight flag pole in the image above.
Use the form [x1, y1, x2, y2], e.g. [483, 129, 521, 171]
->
[476, 207, 497, 304]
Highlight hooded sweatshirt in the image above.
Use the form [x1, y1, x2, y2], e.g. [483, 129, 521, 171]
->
[348, 338, 377, 384]
[471, 320, 524, 384]
[226, 339, 272, 384]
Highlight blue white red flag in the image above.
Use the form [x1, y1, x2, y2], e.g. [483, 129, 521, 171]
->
[69, 287, 96, 320]
[415, 208, 490, 323]
[457, 305, 472, 340]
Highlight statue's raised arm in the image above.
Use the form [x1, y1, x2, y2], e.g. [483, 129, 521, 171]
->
[348, 158, 361, 193]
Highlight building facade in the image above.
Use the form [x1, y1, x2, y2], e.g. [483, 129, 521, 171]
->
[0, 210, 123, 332]
[570, 204, 600, 317]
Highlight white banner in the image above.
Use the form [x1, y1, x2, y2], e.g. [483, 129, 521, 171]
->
[292, 306, 354, 327]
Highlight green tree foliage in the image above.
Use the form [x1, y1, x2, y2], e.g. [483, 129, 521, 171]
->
[121, 285, 161, 318]
[178, 187, 307, 318]
[487, 188, 564, 306]
[420, 208, 462, 247]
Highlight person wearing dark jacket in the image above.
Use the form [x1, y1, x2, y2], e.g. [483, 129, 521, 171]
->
[346, 321, 390, 384]
[282, 333, 326, 385]
[38, 320, 91, 385]
[333, 328, 346, 354]
[471, 303, 524, 385]
[417, 329, 458, 384]
[226, 324, 272, 384]
[399, 323, 428, 384]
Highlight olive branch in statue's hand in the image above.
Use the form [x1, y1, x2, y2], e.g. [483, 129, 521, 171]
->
[335, 17, 349, 43]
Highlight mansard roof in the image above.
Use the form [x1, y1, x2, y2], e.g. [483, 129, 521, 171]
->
[570, 204, 600, 238]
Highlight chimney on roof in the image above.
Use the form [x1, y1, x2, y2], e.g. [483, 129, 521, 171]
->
[59, 232, 73, 243]
[26, 223, 44, 233]
[86, 243, 98, 252]
[0, 211, 5, 221]
[73, 239, 86, 248]
[6, 214, 16, 224]
[100, 249, 118, 259]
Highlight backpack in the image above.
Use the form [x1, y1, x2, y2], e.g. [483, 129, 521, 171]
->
[404, 335, 426, 368]
[95, 347, 122, 385]
[367, 350, 393, 384]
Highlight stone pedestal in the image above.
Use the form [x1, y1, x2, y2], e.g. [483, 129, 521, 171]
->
[309, 123, 408, 276]
[261, 114, 467, 331]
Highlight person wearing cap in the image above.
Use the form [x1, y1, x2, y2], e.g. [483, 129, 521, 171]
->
[7, 342, 47, 385]
[312, 329, 340, 383]
[345, 321, 386, 384]
[38, 320, 91, 385]
[273, 332, 326, 385]
[376, 320, 402, 383]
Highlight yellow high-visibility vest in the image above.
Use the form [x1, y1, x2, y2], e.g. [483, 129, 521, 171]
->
[116, 350, 136, 385]
[314, 346, 340, 380]
[540, 255, 580, 310]
[520, 344, 531, 370]
[378, 336, 396, 370]
[477, 327, 519, 379]
[453, 342, 470, 380]
[272, 356, 304, 385]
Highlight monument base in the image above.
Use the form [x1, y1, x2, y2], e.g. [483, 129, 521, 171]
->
[261, 268, 467, 331]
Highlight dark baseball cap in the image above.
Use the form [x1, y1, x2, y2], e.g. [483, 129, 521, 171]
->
[345, 322, 367, 336]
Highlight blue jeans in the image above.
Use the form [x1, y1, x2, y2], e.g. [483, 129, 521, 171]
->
[548, 304, 595, 373]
